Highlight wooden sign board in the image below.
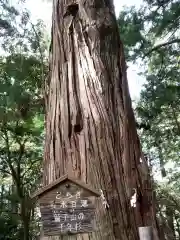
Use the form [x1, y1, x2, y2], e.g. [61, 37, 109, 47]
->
[31, 175, 100, 236]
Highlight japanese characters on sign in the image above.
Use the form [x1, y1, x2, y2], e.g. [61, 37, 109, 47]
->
[50, 191, 90, 233]
[40, 188, 96, 235]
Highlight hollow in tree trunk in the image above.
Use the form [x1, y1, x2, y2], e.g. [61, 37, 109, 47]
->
[43, 0, 159, 239]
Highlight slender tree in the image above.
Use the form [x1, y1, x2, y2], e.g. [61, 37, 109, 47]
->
[44, 0, 159, 239]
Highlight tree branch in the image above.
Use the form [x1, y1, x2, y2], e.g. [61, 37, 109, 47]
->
[21, 159, 41, 180]
[144, 38, 180, 57]
[2, 128, 22, 197]
[0, 167, 11, 175]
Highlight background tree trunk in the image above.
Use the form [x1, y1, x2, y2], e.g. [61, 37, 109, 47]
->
[43, 0, 159, 239]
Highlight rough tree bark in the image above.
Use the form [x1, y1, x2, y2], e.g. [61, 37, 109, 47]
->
[43, 0, 159, 239]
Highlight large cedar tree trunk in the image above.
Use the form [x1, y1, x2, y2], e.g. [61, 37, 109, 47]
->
[43, 0, 159, 239]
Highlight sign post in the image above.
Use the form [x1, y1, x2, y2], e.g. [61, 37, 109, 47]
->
[138, 226, 153, 240]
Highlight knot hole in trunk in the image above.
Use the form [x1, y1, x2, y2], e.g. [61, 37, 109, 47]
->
[65, 3, 79, 17]
[74, 113, 83, 134]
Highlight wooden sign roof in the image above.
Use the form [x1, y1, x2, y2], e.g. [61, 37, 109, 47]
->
[31, 174, 100, 199]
